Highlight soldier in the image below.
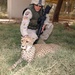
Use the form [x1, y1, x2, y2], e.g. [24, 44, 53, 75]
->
[20, 0, 53, 44]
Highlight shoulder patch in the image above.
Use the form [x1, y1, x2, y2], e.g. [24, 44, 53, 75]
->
[25, 11, 30, 15]
[23, 9, 32, 19]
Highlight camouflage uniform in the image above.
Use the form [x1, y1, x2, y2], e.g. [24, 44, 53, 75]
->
[20, 0, 53, 43]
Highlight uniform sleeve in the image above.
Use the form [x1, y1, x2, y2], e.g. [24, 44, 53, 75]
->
[44, 14, 50, 25]
[20, 9, 32, 36]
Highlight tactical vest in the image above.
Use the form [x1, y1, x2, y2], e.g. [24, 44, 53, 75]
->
[27, 4, 43, 30]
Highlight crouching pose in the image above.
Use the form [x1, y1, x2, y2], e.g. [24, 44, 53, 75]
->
[20, 0, 54, 44]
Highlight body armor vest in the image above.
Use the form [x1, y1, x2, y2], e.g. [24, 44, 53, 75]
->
[27, 4, 43, 30]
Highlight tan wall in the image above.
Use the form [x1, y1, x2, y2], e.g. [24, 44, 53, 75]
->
[7, 0, 31, 18]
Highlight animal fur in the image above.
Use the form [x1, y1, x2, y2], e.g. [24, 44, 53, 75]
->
[9, 36, 60, 70]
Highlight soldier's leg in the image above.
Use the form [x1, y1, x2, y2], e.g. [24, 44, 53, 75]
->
[40, 22, 54, 40]
[28, 29, 38, 43]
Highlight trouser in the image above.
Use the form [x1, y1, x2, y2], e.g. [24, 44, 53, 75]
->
[28, 22, 53, 43]
[40, 22, 54, 40]
[27, 29, 38, 43]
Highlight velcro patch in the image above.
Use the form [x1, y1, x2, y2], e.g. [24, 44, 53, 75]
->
[25, 11, 30, 15]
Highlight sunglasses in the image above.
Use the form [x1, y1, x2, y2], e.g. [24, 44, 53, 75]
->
[35, 4, 42, 7]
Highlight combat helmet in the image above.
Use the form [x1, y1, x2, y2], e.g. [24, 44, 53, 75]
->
[31, 0, 45, 6]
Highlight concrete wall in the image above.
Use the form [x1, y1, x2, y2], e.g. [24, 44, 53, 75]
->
[7, 0, 31, 18]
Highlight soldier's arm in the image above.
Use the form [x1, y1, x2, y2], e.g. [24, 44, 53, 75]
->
[44, 14, 50, 25]
[20, 9, 32, 36]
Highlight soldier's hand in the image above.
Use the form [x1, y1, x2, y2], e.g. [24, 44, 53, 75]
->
[41, 25, 46, 32]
